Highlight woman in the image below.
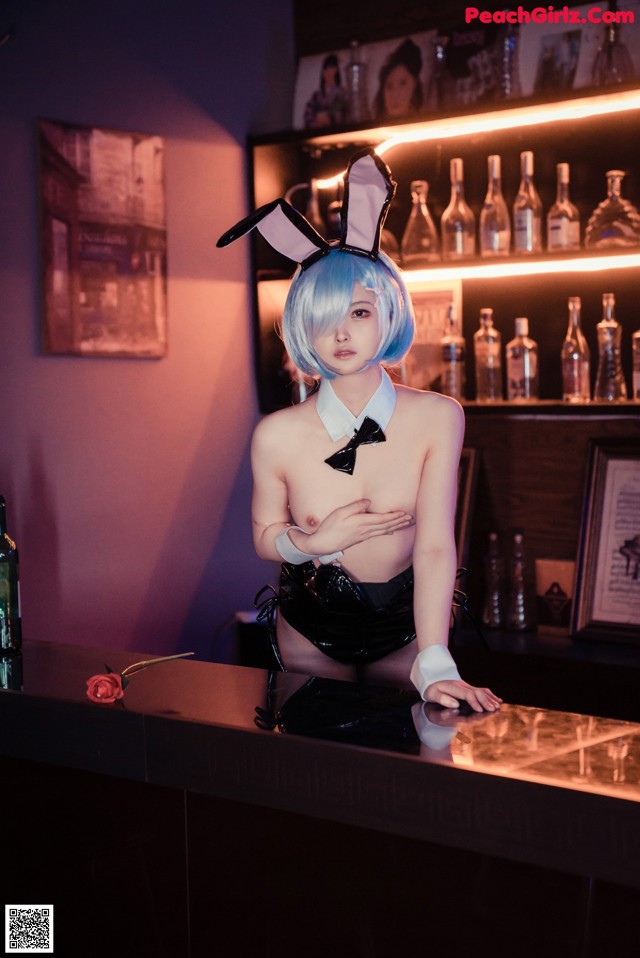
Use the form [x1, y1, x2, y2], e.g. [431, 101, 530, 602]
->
[218, 150, 500, 713]
[303, 53, 347, 129]
[373, 38, 424, 120]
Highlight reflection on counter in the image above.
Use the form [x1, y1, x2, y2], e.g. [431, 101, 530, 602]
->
[256, 671, 640, 803]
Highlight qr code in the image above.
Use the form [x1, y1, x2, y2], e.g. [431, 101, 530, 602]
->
[5, 906, 54, 954]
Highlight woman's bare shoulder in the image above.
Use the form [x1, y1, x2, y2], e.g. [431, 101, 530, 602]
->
[394, 383, 464, 424]
[252, 399, 316, 449]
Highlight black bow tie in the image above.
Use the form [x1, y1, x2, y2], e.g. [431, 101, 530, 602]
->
[324, 416, 386, 475]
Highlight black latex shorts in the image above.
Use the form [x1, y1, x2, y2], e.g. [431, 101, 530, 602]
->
[275, 560, 416, 665]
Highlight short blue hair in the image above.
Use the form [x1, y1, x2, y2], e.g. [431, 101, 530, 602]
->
[282, 249, 415, 379]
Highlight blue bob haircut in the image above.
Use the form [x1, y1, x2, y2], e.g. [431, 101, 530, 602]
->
[281, 249, 415, 379]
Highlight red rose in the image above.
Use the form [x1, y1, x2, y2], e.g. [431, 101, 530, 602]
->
[86, 672, 124, 704]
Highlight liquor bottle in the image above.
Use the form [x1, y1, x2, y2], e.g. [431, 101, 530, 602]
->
[561, 296, 591, 402]
[506, 317, 539, 401]
[591, 20, 635, 85]
[547, 163, 580, 252]
[585, 170, 640, 249]
[479, 154, 511, 257]
[633, 328, 640, 401]
[441, 158, 476, 260]
[345, 40, 369, 123]
[482, 531, 506, 629]
[400, 180, 440, 267]
[513, 150, 542, 254]
[0, 495, 22, 653]
[473, 307, 503, 401]
[439, 305, 466, 400]
[594, 292, 627, 401]
[507, 530, 534, 631]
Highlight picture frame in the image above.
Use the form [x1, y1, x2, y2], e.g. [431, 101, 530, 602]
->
[37, 118, 168, 358]
[571, 440, 640, 644]
[455, 447, 478, 569]
[292, 31, 437, 131]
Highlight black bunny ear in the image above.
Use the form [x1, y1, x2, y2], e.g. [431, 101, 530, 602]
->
[216, 198, 331, 267]
[340, 149, 396, 260]
[217, 148, 397, 269]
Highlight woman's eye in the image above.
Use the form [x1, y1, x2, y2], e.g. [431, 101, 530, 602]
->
[352, 308, 371, 319]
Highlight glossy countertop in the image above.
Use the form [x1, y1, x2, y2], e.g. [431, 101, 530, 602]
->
[3, 639, 640, 887]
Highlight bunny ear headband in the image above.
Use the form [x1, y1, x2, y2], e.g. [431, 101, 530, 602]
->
[216, 148, 396, 269]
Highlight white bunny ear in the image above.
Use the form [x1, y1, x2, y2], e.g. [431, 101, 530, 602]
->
[340, 149, 396, 259]
[216, 198, 330, 267]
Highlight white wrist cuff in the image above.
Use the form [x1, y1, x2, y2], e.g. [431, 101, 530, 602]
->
[410, 645, 461, 701]
[275, 526, 343, 566]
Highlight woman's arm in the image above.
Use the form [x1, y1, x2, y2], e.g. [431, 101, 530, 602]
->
[250, 414, 415, 563]
[412, 396, 501, 712]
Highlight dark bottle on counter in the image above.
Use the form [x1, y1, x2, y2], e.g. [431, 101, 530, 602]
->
[0, 495, 22, 652]
[482, 531, 506, 629]
[507, 530, 534, 631]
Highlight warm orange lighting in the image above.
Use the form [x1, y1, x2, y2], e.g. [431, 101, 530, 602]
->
[403, 251, 640, 284]
[375, 89, 640, 156]
[313, 88, 640, 191]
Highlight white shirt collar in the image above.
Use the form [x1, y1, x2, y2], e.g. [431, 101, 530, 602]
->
[315, 368, 397, 441]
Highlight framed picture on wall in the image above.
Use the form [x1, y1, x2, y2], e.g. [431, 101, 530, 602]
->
[37, 118, 168, 358]
[571, 440, 640, 644]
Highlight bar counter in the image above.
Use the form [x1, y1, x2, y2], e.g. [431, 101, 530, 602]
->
[2, 639, 640, 958]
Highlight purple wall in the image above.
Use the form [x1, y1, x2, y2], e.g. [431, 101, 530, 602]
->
[0, 0, 293, 659]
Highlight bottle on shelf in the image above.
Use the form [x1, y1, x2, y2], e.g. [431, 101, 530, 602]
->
[591, 19, 635, 86]
[498, 23, 522, 100]
[633, 327, 640, 401]
[482, 531, 506, 629]
[506, 317, 539, 401]
[479, 154, 511, 258]
[441, 157, 476, 260]
[507, 530, 534, 632]
[326, 180, 343, 240]
[594, 292, 628, 401]
[345, 40, 369, 123]
[547, 163, 580, 252]
[439, 304, 466, 400]
[400, 180, 440, 267]
[0, 495, 22, 653]
[561, 296, 591, 403]
[513, 150, 542, 255]
[473, 307, 503, 401]
[584, 169, 640, 249]
[284, 180, 326, 236]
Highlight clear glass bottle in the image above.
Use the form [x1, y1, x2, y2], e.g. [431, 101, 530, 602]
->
[561, 296, 591, 403]
[345, 40, 369, 123]
[482, 531, 506, 629]
[513, 150, 542, 255]
[401, 180, 440, 267]
[507, 530, 534, 631]
[547, 163, 580, 252]
[585, 170, 640, 249]
[473, 307, 503, 401]
[506, 317, 539, 401]
[0, 495, 21, 653]
[441, 157, 476, 260]
[594, 292, 628, 401]
[439, 305, 466, 400]
[479, 154, 511, 257]
[591, 21, 635, 86]
[633, 328, 640, 401]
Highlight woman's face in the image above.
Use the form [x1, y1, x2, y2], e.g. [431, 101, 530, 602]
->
[312, 282, 380, 376]
[383, 64, 417, 117]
